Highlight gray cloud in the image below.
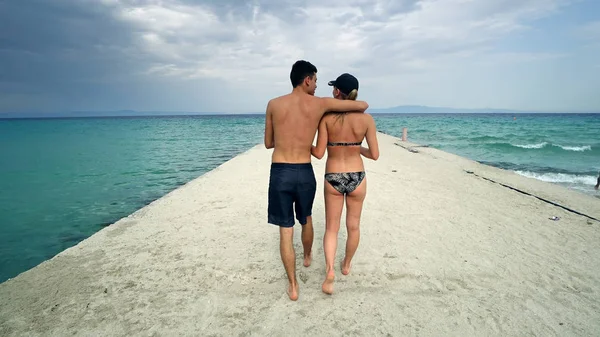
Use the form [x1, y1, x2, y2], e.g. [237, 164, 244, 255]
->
[0, 0, 228, 112]
[0, 0, 597, 113]
[1, 1, 137, 96]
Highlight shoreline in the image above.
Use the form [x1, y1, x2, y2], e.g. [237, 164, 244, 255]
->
[1, 132, 599, 336]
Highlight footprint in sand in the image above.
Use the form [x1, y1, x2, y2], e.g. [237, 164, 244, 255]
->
[299, 272, 309, 284]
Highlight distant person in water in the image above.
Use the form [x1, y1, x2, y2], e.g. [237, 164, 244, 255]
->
[311, 73, 380, 295]
[264, 61, 369, 301]
[595, 172, 599, 190]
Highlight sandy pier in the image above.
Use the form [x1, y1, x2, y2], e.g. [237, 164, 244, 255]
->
[1, 132, 599, 336]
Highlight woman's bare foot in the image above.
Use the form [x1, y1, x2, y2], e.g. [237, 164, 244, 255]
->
[322, 270, 335, 295]
[287, 283, 299, 301]
[341, 258, 351, 275]
[303, 252, 312, 267]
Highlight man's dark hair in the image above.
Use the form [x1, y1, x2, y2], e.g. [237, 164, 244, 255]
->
[290, 60, 317, 87]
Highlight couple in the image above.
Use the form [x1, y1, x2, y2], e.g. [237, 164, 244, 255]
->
[264, 60, 379, 300]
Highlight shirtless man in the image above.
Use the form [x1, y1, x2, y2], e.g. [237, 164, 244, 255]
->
[264, 60, 369, 301]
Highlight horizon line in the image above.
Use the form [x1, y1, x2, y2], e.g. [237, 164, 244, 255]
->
[2, 104, 600, 117]
[2, 111, 600, 120]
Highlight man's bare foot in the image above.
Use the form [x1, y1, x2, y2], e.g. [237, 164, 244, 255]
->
[322, 270, 335, 295]
[287, 283, 299, 301]
[341, 258, 351, 275]
[303, 252, 312, 267]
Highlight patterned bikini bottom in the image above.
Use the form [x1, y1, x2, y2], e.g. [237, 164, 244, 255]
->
[324, 171, 366, 194]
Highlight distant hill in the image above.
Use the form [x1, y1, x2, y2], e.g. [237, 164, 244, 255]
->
[369, 105, 535, 114]
[0, 110, 230, 119]
[369, 105, 599, 114]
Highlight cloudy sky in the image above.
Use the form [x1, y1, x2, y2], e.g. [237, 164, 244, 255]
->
[1, 0, 599, 113]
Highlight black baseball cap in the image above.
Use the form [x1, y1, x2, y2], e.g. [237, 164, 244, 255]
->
[328, 73, 359, 95]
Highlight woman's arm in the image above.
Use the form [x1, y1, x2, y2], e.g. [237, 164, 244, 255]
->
[361, 114, 379, 160]
[311, 117, 328, 159]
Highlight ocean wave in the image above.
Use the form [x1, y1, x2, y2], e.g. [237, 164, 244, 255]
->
[480, 161, 599, 176]
[511, 142, 548, 149]
[515, 171, 598, 185]
[484, 142, 594, 152]
[552, 144, 592, 152]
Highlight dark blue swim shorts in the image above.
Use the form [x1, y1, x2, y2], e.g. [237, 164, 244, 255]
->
[268, 163, 317, 227]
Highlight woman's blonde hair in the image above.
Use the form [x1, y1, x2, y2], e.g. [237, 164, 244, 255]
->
[341, 89, 358, 100]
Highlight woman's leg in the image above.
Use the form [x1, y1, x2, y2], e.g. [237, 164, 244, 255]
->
[322, 178, 344, 294]
[342, 176, 367, 275]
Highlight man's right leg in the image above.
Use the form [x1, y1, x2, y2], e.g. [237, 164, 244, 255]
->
[295, 163, 317, 268]
[280, 226, 298, 301]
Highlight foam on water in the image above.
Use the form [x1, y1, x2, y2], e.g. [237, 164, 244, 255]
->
[512, 142, 548, 149]
[515, 171, 597, 185]
[553, 144, 592, 152]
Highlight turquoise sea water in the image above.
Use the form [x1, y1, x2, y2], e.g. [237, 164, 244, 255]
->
[1, 113, 599, 283]
[375, 113, 600, 194]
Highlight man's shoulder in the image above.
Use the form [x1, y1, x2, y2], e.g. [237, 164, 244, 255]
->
[267, 94, 295, 107]
[306, 95, 333, 112]
[265, 96, 282, 116]
[312, 96, 330, 104]
[272, 93, 321, 107]
[267, 95, 282, 105]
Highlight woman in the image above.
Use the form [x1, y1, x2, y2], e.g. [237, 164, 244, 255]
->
[311, 73, 379, 295]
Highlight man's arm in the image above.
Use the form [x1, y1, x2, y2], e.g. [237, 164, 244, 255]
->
[264, 100, 274, 149]
[320, 97, 368, 114]
[311, 117, 328, 159]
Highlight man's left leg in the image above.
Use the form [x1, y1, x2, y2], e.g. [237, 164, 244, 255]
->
[296, 163, 317, 268]
[301, 216, 313, 267]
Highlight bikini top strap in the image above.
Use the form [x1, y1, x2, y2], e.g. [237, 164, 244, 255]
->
[327, 141, 362, 146]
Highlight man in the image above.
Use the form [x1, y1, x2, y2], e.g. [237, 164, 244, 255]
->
[264, 60, 369, 301]
[595, 172, 599, 190]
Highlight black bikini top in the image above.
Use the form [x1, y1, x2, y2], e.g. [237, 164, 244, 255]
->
[327, 141, 362, 146]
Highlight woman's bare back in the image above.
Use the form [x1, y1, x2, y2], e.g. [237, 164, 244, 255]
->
[323, 113, 373, 173]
